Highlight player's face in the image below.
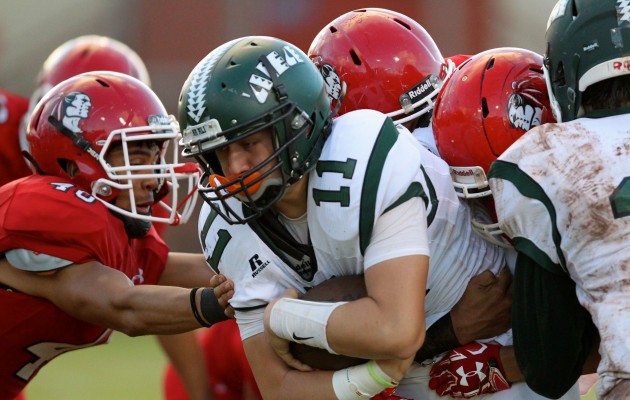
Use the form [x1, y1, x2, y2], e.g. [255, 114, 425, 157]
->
[215, 128, 277, 179]
[109, 141, 161, 215]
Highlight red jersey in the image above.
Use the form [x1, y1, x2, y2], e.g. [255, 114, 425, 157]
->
[0, 90, 31, 187]
[163, 320, 262, 400]
[0, 175, 169, 399]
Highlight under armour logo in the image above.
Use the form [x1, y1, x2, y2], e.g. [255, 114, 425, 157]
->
[456, 362, 486, 386]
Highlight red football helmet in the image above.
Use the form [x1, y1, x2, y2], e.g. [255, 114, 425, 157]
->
[433, 47, 555, 246]
[20, 35, 151, 164]
[308, 8, 452, 124]
[27, 71, 199, 225]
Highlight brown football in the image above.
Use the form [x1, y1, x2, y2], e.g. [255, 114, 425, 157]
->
[289, 274, 368, 370]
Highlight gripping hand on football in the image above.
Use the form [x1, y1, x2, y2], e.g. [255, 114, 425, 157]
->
[429, 342, 510, 398]
[264, 288, 314, 372]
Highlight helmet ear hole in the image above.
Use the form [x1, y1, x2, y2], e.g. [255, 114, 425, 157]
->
[57, 159, 77, 177]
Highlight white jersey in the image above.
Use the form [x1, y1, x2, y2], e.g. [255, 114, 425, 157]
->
[199, 110, 431, 337]
[489, 115, 630, 397]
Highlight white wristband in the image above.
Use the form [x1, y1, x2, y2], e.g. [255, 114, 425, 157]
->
[332, 360, 398, 399]
[269, 297, 346, 354]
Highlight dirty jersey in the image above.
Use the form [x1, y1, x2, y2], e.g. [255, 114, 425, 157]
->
[488, 115, 630, 396]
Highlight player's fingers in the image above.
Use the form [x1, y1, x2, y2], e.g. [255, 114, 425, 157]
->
[224, 304, 235, 319]
[208, 273, 226, 287]
[283, 288, 300, 299]
[470, 270, 497, 287]
[280, 352, 314, 372]
[495, 267, 513, 292]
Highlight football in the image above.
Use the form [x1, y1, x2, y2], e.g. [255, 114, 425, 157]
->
[289, 274, 368, 370]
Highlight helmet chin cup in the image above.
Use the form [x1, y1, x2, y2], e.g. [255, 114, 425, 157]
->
[210, 172, 264, 200]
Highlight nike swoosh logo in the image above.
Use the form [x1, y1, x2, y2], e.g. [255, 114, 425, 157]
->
[292, 333, 314, 341]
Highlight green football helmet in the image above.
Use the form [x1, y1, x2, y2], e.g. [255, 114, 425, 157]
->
[544, 0, 630, 122]
[178, 36, 334, 224]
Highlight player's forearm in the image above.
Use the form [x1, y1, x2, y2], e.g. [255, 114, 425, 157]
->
[104, 285, 206, 335]
[327, 296, 425, 360]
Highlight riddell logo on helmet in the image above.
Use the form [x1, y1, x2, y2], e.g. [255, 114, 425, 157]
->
[452, 168, 475, 177]
[406, 78, 433, 100]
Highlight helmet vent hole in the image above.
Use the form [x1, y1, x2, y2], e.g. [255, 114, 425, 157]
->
[350, 49, 361, 66]
[486, 58, 496, 70]
[556, 62, 566, 86]
[393, 18, 411, 31]
[96, 79, 110, 87]
[329, 26, 338, 34]
[481, 98, 489, 118]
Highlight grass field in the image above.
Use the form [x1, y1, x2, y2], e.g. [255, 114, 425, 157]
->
[24, 332, 167, 400]
[22, 330, 599, 400]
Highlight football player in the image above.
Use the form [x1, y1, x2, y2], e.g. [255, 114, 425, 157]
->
[179, 35, 431, 399]
[0, 71, 228, 399]
[309, 9, 579, 399]
[486, 0, 630, 398]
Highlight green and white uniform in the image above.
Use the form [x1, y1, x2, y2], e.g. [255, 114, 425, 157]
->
[489, 114, 630, 397]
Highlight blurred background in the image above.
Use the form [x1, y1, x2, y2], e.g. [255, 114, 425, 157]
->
[1, 0, 562, 399]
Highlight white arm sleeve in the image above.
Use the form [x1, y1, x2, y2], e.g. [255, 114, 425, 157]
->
[364, 196, 429, 269]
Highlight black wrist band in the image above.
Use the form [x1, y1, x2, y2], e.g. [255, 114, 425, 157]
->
[190, 287, 212, 327]
[199, 287, 229, 325]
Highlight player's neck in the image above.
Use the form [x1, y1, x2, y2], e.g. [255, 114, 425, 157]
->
[275, 176, 308, 219]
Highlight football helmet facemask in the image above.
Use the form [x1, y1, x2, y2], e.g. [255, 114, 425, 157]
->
[308, 8, 453, 125]
[27, 72, 199, 231]
[178, 36, 333, 224]
[433, 47, 555, 247]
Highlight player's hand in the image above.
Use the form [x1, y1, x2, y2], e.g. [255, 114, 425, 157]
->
[209, 273, 235, 318]
[450, 268, 512, 344]
[264, 289, 314, 372]
[429, 342, 510, 398]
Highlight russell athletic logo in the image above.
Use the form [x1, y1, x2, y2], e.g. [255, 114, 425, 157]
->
[249, 254, 270, 278]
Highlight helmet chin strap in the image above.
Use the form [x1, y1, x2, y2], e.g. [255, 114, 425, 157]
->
[48, 116, 101, 161]
[110, 209, 151, 239]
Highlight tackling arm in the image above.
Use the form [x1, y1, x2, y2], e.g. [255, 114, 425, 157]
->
[0, 258, 218, 335]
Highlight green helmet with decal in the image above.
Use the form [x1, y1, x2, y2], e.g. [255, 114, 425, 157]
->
[544, 0, 630, 122]
[178, 36, 334, 224]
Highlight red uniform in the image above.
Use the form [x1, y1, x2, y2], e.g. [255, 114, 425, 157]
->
[163, 320, 262, 400]
[0, 90, 31, 187]
[0, 175, 169, 399]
